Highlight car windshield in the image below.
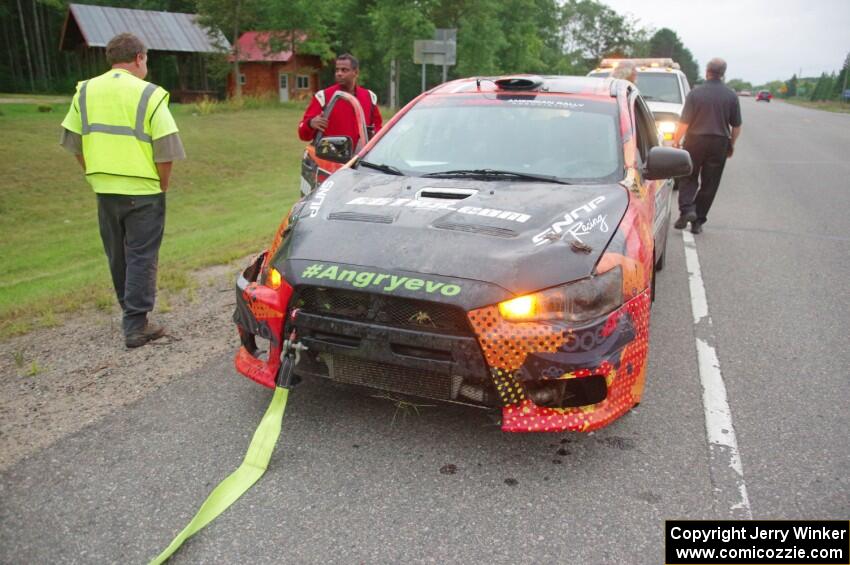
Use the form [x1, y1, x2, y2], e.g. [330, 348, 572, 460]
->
[635, 74, 682, 103]
[361, 94, 622, 183]
[590, 71, 682, 104]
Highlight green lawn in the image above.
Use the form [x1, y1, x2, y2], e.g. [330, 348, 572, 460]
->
[783, 98, 850, 114]
[0, 101, 308, 336]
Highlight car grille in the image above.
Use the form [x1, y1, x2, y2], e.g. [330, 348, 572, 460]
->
[330, 354, 454, 400]
[292, 286, 472, 334]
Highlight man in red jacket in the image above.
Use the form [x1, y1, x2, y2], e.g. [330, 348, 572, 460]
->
[298, 53, 382, 147]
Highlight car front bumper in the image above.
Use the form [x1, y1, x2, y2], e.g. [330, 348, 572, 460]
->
[233, 254, 650, 432]
[233, 252, 292, 388]
[468, 290, 650, 432]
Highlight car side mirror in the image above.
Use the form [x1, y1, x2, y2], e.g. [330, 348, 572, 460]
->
[644, 146, 693, 180]
[315, 136, 353, 164]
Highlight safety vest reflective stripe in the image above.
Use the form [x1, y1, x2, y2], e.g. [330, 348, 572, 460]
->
[79, 81, 158, 143]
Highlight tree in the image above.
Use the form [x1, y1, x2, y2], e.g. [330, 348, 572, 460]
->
[831, 67, 847, 100]
[647, 28, 698, 84]
[260, 0, 335, 101]
[15, 0, 35, 91]
[785, 74, 797, 97]
[760, 80, 784, 96]
[196, 0, 262, 99]
[832, 51, 850, 101]
[430, 0, 509, 79]
[497, 0, 559, 73]
[810, 72, 835, 101]
[726, 78, 753, 92]
[560, 0, 643, 73]
[368, 0, 434, 103]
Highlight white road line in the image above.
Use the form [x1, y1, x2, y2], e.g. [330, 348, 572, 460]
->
[682, 230, 752, 518]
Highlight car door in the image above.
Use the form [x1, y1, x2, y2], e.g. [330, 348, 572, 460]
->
[632, 92, 672, 262]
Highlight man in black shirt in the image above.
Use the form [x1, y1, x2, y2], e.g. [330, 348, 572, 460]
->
[673, 57, 742, 234]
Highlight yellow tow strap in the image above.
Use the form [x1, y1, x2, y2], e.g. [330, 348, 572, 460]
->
[149, 386, 289, 564]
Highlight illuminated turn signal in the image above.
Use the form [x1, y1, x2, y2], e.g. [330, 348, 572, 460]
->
[267, 267, 282, 290]
[498, 295, 537, 321]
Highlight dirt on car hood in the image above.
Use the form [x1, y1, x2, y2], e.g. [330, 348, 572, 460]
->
[279, 168, 629, 301]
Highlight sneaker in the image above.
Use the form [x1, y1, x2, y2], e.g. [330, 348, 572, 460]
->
[125, 322, 167, 348]
[674, 211, 697, 230]
[691, 222, 703, 234]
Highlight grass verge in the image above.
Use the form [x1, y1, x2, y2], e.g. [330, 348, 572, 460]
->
[0, 101, 307, 338]
[783, 98, 850, 114]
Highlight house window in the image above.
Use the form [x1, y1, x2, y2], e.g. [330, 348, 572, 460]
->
[296, 75, 310, 90]
[239, 73, 247, 86]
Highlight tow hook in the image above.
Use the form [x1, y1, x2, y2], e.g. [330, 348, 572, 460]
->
[277, 327, 308, 389]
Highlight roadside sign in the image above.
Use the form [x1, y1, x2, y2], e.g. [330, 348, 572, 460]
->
[414, 29, 457, 92]
[434, 28, 457, 43]
[413, 39, 456, 66]
[843, 89, 850, 100]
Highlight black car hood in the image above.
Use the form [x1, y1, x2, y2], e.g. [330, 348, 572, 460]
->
[281, 168, 629, 305]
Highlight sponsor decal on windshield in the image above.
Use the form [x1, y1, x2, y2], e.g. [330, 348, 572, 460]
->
[346, 196, 530, 223]
[508, 99, 584, 109]
[300, 263, 462, 296]
[532, 196, 608, 245]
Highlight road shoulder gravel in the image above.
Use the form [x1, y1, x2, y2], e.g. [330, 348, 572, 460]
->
[0, 259, 248, 471]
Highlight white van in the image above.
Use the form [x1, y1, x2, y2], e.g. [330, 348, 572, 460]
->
[588, 58, 691, 146]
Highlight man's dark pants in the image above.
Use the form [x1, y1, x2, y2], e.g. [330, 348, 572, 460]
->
[96, 193, 165, 336]
[678, 134, 730, 225]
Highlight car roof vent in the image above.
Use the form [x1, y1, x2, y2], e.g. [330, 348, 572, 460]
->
[494, 76, 543, 91]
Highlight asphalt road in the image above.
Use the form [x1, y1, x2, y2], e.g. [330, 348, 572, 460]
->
[2, 98, 848, 564]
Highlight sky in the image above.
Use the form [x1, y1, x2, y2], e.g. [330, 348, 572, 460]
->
[600, 0, 850, 85]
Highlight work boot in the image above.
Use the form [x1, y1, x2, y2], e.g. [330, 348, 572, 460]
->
[674, 211, 697, 230]
[691, 222, 703, 235]
[125, 322, 166, 348]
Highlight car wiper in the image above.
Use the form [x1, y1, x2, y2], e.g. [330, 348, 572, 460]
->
[357, 160, 404, 175]
[421, 169, 569, 184]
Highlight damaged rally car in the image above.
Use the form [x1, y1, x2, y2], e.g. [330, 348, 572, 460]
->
[233, 75, 692, 432]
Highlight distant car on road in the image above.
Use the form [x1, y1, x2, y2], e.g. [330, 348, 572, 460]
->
[738, 90, 752, 97]
[756, 90, 772, 102]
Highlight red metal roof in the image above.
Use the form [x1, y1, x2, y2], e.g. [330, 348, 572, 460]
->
[233, 32, 294, 62]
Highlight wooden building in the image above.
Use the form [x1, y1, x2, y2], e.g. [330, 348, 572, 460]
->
[228, 32, 321, 102]
[60, 3, 229, 102]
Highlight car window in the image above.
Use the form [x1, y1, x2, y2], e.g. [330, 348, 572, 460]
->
[632, 94, 658, 164]
[363, 94, 623, 183]
[680, 74, 690, 96]
[634, 73, 682, 103]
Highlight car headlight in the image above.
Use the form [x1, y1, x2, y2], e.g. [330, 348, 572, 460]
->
[656, 120, 677, 141]
[266, 267, 282, 290]
[498, 266, 623, 323]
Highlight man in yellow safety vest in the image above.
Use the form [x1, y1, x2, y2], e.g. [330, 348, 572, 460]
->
[60, 33, 185, 348]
